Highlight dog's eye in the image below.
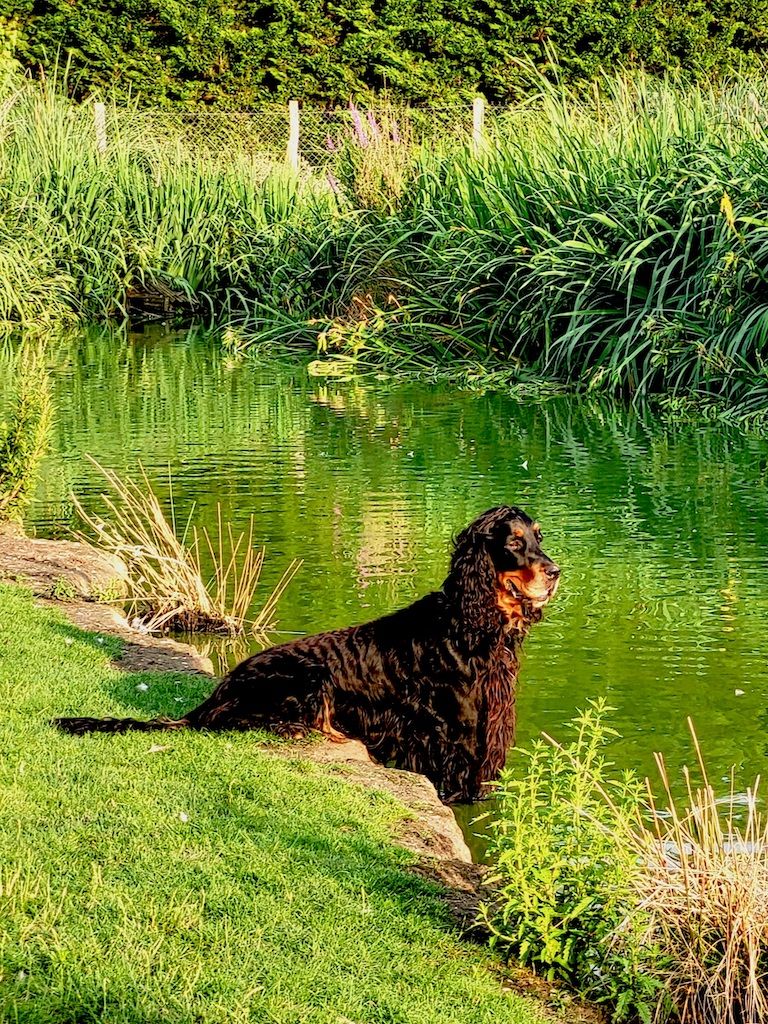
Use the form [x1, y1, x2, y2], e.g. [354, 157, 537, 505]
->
[508, 538, 524, 551]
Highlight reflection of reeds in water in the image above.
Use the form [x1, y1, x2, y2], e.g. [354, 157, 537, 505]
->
[183, 629, 279, 676]
[73, 456, 301, 635]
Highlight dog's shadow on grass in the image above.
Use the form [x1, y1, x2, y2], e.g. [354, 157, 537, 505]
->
[47, 618, 216, 718]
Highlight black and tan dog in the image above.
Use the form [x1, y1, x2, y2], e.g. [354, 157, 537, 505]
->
[55, 506, 560, 802]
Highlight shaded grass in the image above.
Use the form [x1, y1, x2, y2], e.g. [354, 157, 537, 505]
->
[0, 583, 545, 1024]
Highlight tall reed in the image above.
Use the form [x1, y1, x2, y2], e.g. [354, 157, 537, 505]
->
[238, 71, 768, 419]
[73, 457, 301, 635]
[5, 66, 768, 419]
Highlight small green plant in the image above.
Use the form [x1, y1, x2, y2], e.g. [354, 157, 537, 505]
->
[315, 293, 398, 362]
[479, 700, 669, 1022]
[0, 347, 52, 523]
[91, 578, 125, 604]
[50, 577, 77, 601]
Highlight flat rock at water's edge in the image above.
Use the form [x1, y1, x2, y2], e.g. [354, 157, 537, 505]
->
[271, 739, 473, 864]
[37, 598, 215, 676]
[0, 525, 212, 676]
[0, 525, 129, 600]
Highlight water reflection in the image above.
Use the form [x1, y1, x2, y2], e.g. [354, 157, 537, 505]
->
[3, 327, 768, 859]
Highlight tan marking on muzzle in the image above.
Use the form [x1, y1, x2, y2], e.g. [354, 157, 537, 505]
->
[497, 566, 554, 607]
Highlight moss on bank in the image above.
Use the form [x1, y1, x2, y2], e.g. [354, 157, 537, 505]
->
[0, 583, 546, 1024]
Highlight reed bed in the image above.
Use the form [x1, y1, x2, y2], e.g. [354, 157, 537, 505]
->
[0, 69, 337, 333]
[630, 726, 768, 1024]
[408, 75, 768, 414]
[73, 457, 301, 635]
[5, 67, 768, 418]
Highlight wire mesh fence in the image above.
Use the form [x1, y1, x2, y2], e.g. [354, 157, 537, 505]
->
[102, 100, 508, 170]
[107, 106, 290, 162]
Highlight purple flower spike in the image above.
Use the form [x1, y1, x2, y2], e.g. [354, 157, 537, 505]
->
[325, 134, 337, 153]
[366, 111, 381, 140]
[348, 101, 369, 148]
[391, 121, 401, 144]
[326, 171, 341, 194]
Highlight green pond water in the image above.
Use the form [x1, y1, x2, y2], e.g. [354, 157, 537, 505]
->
[4, 328, 768, 857]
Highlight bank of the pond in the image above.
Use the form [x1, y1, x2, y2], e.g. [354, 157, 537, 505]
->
[0, 522, 220, 677]
[0, 523, 475, 862]
[4, 72, 768, 424]
[0, 579, 578, 1022]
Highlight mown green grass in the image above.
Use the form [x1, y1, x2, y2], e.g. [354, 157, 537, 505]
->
[0, 583, 545, 1024]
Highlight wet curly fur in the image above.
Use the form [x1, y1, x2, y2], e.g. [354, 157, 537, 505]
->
[54, 506, 560, 803]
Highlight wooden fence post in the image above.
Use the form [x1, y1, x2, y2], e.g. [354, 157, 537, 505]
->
[287, 100, 300, 171]
[472, 96, 485, 155]
[94, 101, 107, 155]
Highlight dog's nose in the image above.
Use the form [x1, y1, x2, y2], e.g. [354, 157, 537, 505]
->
[545, 564, 561, 579]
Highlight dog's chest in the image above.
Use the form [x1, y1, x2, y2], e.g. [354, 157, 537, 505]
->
[495, 574, 529, 632]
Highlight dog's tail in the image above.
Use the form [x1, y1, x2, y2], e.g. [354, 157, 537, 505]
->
[52, 715, 189, 736]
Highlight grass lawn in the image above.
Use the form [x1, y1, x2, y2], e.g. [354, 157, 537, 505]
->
[0, 584, 546, 1024]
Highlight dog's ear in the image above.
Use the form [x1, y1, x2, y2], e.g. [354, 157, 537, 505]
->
[445, 520, 500, 651]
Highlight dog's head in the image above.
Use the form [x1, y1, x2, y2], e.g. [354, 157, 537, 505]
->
[484, 507, 560, 611]
[447, 506, 560, 643]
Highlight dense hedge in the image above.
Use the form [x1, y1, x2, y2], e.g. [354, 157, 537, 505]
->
[1, 0, 768, 106]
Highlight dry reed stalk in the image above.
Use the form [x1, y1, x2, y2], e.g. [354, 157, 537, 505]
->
[543, 720, 768, 1023]
[630, 722, 768, 1024]
[73, 456, 301, 635]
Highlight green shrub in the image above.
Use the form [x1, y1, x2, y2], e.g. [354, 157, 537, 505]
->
[1, 0, 767, 105]
[0, 347, 52, 522]
[478, 700, 670, 1022]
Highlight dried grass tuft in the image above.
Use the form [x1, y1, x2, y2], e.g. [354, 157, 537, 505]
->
[73, 456, 301, 636]
[630, 722, 768, 1024]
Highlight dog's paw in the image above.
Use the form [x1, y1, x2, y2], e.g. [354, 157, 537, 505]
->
[272, 721, 310, 740]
